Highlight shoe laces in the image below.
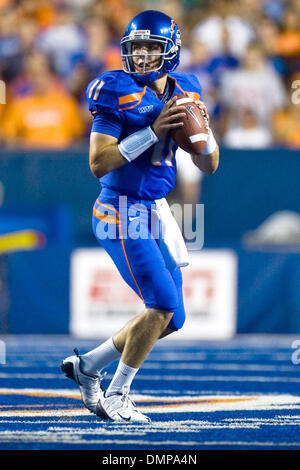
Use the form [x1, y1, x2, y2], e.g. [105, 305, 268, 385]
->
[121, 385, 136, 409]
[74, 348, 107, 392]
[81, 371, 106, 406]
[89, 370, 107, 393]
[98, 371, 107, 390]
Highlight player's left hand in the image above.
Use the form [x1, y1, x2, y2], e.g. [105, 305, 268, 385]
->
[195, 100, 210, 127]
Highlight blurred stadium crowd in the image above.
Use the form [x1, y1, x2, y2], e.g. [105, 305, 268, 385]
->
[0, 0, 299, 150]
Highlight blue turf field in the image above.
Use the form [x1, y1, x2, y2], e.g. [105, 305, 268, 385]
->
[0, 334, 300, 450]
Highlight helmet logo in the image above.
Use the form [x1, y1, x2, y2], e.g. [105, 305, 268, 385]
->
[129, 30, 151, 40]
[170, 20, 176, 39]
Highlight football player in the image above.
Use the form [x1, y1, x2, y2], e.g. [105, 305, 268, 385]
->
[62, 10, 219, 423]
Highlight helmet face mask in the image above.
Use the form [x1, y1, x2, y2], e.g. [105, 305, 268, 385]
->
[121, 11, 181, 84]
[122, 38, 168, 75]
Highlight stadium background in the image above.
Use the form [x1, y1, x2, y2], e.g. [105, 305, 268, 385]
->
[0, 0, 300, 452]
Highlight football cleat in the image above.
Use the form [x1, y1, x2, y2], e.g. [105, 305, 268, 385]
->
[61, 348, 106, 414]
[96, 385, 151, 423]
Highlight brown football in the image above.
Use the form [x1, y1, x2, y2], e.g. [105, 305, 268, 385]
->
[171, 94, 209, 154]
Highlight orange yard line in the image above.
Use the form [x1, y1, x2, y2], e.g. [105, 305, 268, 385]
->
[0, 397, 256, 414]
[0, 404, 76, 408]
[139, 397, 257, 408]
[0, 390, 81, 399]
[0, 408, 85, 415]
[0, 390, 256, 408]
[0, 390, 256, 403]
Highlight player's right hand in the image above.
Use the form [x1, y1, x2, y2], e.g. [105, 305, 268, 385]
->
[152, 96, 186, 139]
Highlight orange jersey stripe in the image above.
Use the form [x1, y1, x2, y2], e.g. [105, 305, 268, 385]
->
[96, 200, 118, 215]
[118, 87, 146, 111]
[119, 92, 143, 105]
[95, 200, 145, 302]
[93, 207, 118, 224]
[185, 91, 200, 101]
[119, 222, 145, 302]
[175, 80, 200, 101]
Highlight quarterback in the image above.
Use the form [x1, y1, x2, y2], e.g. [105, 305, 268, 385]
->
[61, 10, 219, 423]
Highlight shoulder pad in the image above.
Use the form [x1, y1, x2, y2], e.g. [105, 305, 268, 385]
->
[187, 73, 202, 95]
[86, 71, 121, 117]
[171, 72, 202, 100]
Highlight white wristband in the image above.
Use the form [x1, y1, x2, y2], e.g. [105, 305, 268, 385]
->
[202, 128, 217, 155]
[118, 126, 158, 162]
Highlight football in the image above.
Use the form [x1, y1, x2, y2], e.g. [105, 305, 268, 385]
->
[171, 95, 209, 154]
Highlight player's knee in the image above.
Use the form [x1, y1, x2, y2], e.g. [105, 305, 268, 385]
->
[167, 304, 186, 331]
[143, 270, 179, 313]
[168, 313, 186, 331]
[148, 308, 174, 328]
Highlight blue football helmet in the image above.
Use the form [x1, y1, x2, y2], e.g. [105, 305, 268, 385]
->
[121, 10, 181, 85]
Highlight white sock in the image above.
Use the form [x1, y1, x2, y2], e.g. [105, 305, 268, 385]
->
[106, 360, 138, 396]
[81, 337, 121, 375]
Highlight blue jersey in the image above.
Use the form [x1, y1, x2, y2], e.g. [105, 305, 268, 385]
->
[86, 70, 202, 200]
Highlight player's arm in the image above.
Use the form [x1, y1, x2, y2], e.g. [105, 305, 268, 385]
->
[89, 96, 186, 178]
[89, 132, 127, 178]
[191, 144, 219, 175]
[191, 100, 219, 175]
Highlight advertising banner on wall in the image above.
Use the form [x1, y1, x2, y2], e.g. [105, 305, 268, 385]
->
[70, 248, 237, 340]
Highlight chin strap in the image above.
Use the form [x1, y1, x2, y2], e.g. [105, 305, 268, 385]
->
[133, 70, 165, 85]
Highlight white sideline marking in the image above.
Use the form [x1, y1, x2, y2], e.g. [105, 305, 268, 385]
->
[1, 418, 300, 430]
[137, 375, 300, 383]
[5, 351, 293, 361]
[1, 373, 300, 383]
[4, 362, 298, 372]
[142, 363, 297, 372]
[0, 373, 64, 379]
[0, 431, 299, 448]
